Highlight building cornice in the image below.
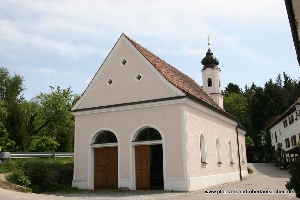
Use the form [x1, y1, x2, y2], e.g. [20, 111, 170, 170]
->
[72, 96, 186, 116]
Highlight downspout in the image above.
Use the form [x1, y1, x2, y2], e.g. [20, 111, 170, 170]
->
[236, 123, 242, 181]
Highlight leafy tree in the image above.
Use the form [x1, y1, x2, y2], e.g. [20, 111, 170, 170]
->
[30, 136, 60, 152]
[224, 92, 250, 128]
[0, 132, 16, 151]
[25, 86, 76, 151]
[262, 130, 272, 162]
[5, 102, 27, 151]
[245, 135, 254, 145]
[0, 67, 24, 103]
[0, 100, 7, 137]
[223, 83, 242, 96]
[0, 67, 25, 151]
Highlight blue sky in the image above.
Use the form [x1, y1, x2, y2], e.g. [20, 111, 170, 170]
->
[0, 0, 299, 100]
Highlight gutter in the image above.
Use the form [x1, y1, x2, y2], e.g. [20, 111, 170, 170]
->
[236, 123, 242, 181]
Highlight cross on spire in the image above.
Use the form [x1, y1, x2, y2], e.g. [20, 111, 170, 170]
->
[207, 35, 210, 49]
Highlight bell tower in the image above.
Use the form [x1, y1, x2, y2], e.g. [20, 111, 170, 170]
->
[201, 36, 223, 109]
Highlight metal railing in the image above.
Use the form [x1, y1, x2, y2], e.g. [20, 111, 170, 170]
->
[0, 152, 74, 161]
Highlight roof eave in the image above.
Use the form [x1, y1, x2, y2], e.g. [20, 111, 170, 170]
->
[186, 93, 244, 129]
[285, 0, 300, 65]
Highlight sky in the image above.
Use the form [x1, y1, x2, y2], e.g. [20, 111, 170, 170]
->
[1, 0, 299, 100]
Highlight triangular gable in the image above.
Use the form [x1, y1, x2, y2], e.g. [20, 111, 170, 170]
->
[72, 34, 185, 111]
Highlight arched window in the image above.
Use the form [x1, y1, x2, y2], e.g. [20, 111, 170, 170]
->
[207, 78, 212, 87]
[135, 128, 162, 141]
[200, 134, 207, 163]
[216, 138, 221, 163]
[241, 143, 245, 163]
[229, 140, 233, 164]
[94, 131, 117, 144]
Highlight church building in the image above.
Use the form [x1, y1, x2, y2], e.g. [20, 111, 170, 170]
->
[71, 33, 247, 191]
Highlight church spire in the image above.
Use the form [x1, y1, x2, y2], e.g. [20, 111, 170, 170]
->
[201, 37, 223, 109]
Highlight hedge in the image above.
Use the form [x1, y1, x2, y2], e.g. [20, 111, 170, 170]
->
[22, 159, 73, 193]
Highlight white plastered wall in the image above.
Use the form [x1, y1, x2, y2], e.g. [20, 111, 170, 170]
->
[185, 102, 247, 191]
[72, 104, 188, 190]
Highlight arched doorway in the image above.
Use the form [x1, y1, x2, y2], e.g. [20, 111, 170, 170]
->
[93, 130, 118, 189]
[133, 127, 164, 190]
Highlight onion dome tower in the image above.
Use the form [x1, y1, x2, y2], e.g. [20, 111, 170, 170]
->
[201, 36, 223, 109]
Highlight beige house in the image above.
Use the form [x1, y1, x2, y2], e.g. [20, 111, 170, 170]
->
[71, 34, 247, 191]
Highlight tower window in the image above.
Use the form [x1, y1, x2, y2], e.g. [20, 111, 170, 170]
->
[207, 78, 212, 87]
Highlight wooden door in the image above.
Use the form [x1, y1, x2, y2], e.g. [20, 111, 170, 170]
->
[135, 145, 150, 190]
[106, 147, 118, 188]
[94, 147, 118, 189]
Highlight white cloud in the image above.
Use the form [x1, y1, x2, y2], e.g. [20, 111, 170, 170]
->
[0, 0, 286, 50]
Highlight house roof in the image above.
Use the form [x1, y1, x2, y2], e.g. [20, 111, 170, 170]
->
[285, 0, 300, 65]
[123, 34, 221, 110]
[267, 98, 300, 130]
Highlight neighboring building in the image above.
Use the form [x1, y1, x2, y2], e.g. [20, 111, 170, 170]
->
[285, 0, 300, 65]
[268, 98, 300, 162]
[71, 34, 247, 191]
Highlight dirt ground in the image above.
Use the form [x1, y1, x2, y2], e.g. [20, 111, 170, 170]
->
[0, 174, 30, 193]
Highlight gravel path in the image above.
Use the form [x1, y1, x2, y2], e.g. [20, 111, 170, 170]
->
[0, 163, 298, 200]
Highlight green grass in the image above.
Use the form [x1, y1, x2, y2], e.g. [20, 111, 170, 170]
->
[247, 167, 254, 174]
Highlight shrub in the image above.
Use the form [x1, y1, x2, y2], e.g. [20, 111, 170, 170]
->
[6, 170, 31, 188]
[286, 161, 300, 198]
[23, 159, 73, 193]
[247, 167, 254, 174]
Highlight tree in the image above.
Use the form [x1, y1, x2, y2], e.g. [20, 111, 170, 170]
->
[0, 67, 24, 103]
[223, 83, 242, 96]
[0, 67, 25, 151]
[0, 100, 7, 137]
[25, 86, 76, 151]
[224, 92, 250, 128]
[0, 100, 16, 151]
[30, 136, 60, 152]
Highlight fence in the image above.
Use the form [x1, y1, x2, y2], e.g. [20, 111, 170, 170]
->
[0, 152, 74, 161]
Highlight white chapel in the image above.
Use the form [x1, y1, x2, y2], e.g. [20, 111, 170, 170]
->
[71, 33, 247, 191]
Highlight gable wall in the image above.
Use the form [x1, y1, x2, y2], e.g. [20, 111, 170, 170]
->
[76, 40, 178, 110]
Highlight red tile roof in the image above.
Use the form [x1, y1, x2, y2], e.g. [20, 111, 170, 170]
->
[123, 34, 222, 110]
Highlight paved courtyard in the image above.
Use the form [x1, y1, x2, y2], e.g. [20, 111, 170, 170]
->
[0, 163, 297, 200]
